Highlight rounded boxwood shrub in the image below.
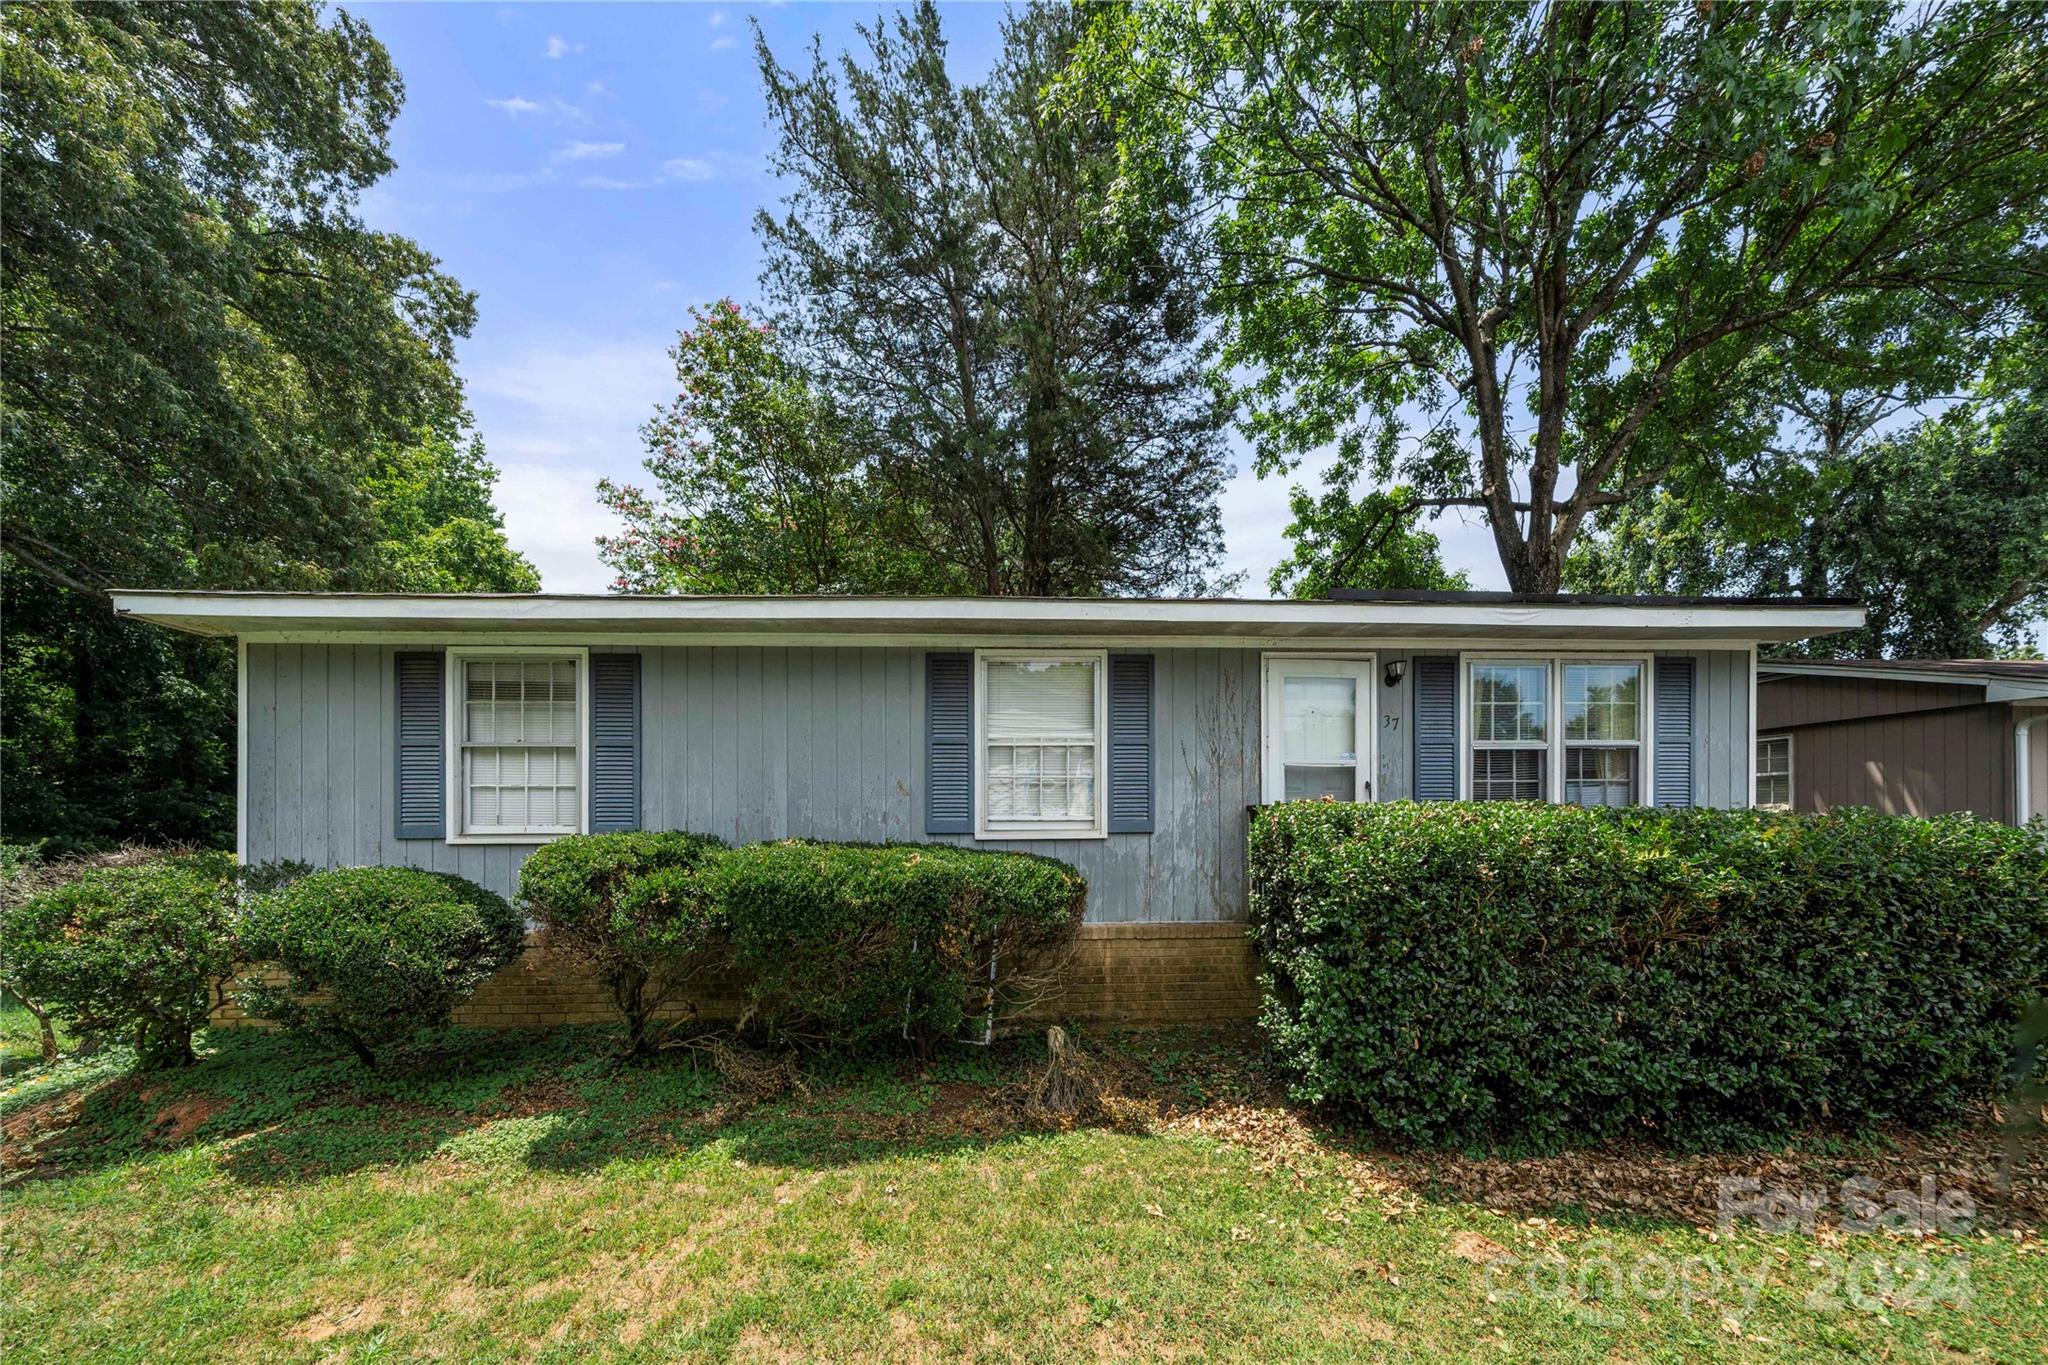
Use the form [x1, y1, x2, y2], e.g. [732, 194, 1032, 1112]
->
[702, 840, 1085, 1050]
[0, 857, 240, 1067]
[239, 867, 524, 1069]
[1250, 802, 2048, 1152]
[518, 831, 728, 1055]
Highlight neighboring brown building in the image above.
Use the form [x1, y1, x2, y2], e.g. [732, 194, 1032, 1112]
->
[1756, 660, 2048, 825]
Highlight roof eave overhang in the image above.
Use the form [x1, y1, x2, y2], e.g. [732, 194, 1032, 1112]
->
[1759, 662, 2048, 700]
[109, 591, 1867, 647]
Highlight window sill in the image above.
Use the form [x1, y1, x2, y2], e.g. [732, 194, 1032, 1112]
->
[446, 830, 580, 846]
[973, 827, 1110, 842]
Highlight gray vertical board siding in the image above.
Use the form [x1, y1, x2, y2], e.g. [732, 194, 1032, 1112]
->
[241, 641, 1759, 910]
[1375, 650, 1414, 801]
[1657, 650, 1750, 809]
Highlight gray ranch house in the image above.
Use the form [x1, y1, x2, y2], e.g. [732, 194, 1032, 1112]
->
[112, 588, 1862, 1022]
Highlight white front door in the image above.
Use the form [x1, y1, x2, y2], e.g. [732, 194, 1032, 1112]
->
[1262, 655, 1376, 803]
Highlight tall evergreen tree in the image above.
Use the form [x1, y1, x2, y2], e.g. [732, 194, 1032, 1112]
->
[752, 2, 1234, 597]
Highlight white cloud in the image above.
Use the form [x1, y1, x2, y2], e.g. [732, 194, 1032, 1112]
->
[554, 140, 625, 163]
[661, 156, 718, 182]
[542, 35, 582, 59]
[484, 94, 587, 123]
[468, 338, 678, 592]
[696, 87, 730, 113]
[708, 9, 728, 27]
[709, 34, 738, 51]
[585, 78, 610, 98]
[491, 463, 624, 593]
[577, 154, 735, 192]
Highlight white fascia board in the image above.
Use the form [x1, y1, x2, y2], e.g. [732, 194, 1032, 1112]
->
[109, 590, 1866, 644]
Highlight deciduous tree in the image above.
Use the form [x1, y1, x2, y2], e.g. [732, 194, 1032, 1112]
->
[1068, 0, 2048, 591]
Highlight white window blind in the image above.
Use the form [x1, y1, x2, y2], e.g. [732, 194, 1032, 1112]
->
[982, 657, 1100, 830]
[460, 657, 580, 836]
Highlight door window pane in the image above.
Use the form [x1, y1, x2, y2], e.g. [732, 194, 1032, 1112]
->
[1283, 765, 1355, 801]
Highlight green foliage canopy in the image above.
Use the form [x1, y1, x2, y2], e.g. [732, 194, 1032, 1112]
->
[596, 302, 957, 594]
[1, 2, 534, 849]
[1067, 1, 2048, 591]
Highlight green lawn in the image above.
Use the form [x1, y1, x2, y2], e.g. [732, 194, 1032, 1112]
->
[3, 1014, 2043, 1363]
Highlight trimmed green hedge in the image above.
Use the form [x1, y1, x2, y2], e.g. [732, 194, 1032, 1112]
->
[518, 831, 729, 1055]
[239, 867, 525, 1069]
[0, 856, 240, 1066]
[1250, 802, 2048, 1152]
[703, 840, 1086, 1049]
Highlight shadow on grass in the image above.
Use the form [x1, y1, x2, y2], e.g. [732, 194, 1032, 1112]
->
[4, 1023, 1089, 1190]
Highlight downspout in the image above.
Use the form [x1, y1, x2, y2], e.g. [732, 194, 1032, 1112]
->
[2017, 712, 2041, 830]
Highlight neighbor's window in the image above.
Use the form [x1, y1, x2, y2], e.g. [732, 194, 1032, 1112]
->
[1470, 661, 1549, 801]
[979, 652, 1104, 837]
[1562, 661, 1642, 807]
[1756, 734, 1793, 809]
[455, 653, 583, 837]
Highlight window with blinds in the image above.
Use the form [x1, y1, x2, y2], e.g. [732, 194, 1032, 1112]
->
[980, 653, 1104, 836]
[457, 655, 582, 836]
[1467, 656, 1648, 805]
[1470, 661, 1549, 801]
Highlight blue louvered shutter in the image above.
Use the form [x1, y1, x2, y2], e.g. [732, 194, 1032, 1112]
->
[1106, 653, 1155, 833]
[1653, 655, 1696, 808]
[394, 652, 445, 839]
[589, 653, 642, 832]
[925, 652, 973, 834]
[1411, 655, 1459, 801]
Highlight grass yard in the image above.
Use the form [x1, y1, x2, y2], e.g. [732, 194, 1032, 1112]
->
[3, 1014, 2044, 1363]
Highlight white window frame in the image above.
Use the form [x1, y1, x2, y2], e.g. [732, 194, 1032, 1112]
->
[445, 646, 590, 844]
[1460, 653, 1655, 805]
[1260, 653, 1377, 803]
[1756, 733, 1794, 809]
[973, 648, 1108, 841]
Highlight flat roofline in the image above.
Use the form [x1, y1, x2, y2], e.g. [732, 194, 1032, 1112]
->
[1326, 588, 1863, 609]
[109, 589, 1866, 646]
[1760, 658, 2048, 700]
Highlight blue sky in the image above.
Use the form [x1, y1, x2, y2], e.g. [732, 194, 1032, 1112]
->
[353, 1, 1522, 595]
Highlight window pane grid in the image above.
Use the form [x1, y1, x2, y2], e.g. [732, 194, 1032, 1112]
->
[1471, 663, 1548, 743]
[1473, 749, 1545, 801]
[981, 656, 1101, 831]
[1564, 746, 1637, 808]
[986, 741, 1097, 822]
[1564, 663, 1642, 742]
[1756, 736, 1792, 808]
[460, 657, 579, 836]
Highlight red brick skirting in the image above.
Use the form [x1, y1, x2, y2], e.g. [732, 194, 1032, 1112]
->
[213, 921, 1262, 1031]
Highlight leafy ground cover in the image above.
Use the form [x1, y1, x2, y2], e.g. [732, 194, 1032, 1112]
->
[2, 1012, 2043, 1363]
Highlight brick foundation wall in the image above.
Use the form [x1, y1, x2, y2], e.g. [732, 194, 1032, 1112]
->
[212, 921, 1261, 1031]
